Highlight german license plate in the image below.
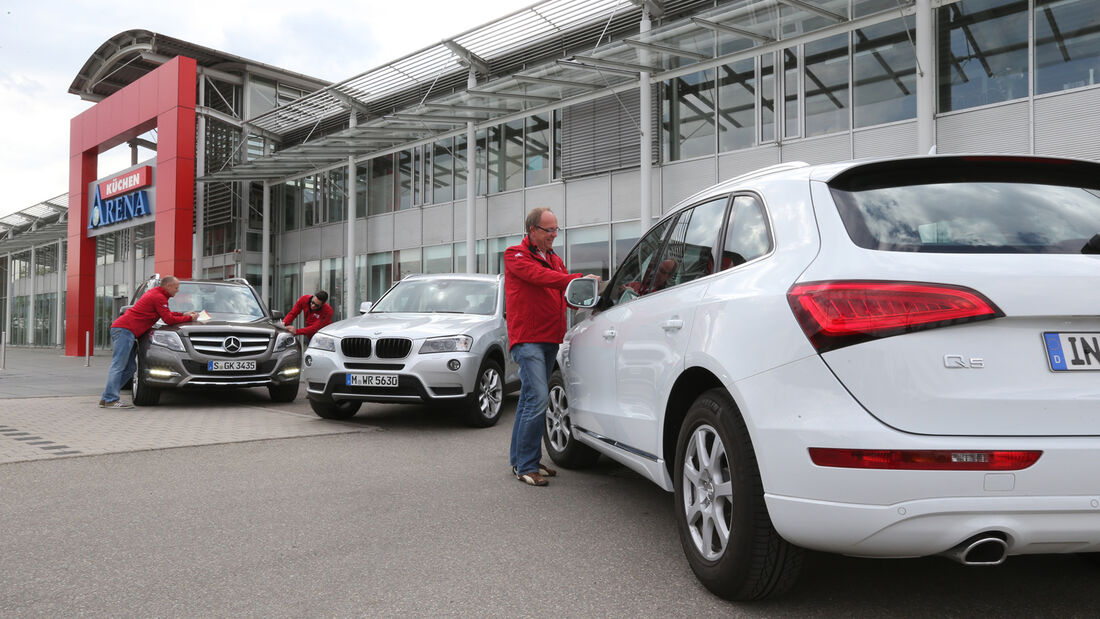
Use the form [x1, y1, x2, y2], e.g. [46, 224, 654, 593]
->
[209, 360, 256, 371]
[346, 373, 399, 387]
[1043, 332, 1100, 371]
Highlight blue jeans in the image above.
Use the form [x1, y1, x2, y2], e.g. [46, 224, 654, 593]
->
[101, 327, 137, 403]
[509, 342, 559, 476]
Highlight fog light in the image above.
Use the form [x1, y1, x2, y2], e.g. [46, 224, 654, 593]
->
[305, 355, 312, 367]
[447, 359, 461, 371]
[282, 367, 300, 376]
[148, 368, 177, 378]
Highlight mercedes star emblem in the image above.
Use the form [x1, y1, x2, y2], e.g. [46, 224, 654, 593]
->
[222, 336, 242, 353]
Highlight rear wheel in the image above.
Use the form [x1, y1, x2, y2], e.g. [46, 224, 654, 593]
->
[131, 355, 161, 406]
[673, 388, 802, 601]
[463, 358, 504, 427]
[268, 380, 300, 402]
[543, 370, 599, 468]
[310, 398, 361, 420]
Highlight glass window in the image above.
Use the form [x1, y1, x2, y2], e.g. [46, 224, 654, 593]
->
[718, 58, 757, 152]
[397, 248, 421, 280]
[656, 197, 728, 288]
[783, 47, 800, 139]
[279, 264, 300, 318]
[369, 155, 394, 215]
[760, 52, 776, 143]
[249, 77, 277, 119]
[612, 221, 641, 269]
[526, 114, 550, 187]
[805, 34, 850, 137]
[433, 138, 454, 204]
[566, 225, 610, 281]
[321, 258, 344, 321]
[1035, 0, 1100, 95]
[453, 240, 487, 274]
[553, 109, 562, 180]
[937, 0, 1029, 113]
[10, 295, 29, 345]
[355, 163, 367, 218]
[489, 235, 523, 274]
[413, 146, 423, 206]
[34, 292, 56, 346]
[721, 195, 772, 269]
[281, 180, 300, 231]
[664, 69, 717, 161]
[368, 252, 394, 301]
[424, 244, 453, 274]
[854, 17, 918, 128]
[605, 217, 673, 307]
[454, 135, 468, 201]
[302, 175, 319, 226]
[34, 243, 57, 275]
[476, 130, 488, 196]
[398, 150, 413, 210]
[327, 168, 346, 222]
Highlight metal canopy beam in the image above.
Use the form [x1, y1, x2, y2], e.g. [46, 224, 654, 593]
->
[777, 0, 847, 23]
[443, 40, 491, 75]
[465, 88, 560, 103]
[691, 17, 775, 43]
[624, 38, 711, 61]
[512, 75, 603, 91]
[558, 55, 664, 75]
[384, 113, 489, 124]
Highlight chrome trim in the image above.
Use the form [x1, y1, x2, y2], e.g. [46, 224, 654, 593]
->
[573, 425, 659, 462]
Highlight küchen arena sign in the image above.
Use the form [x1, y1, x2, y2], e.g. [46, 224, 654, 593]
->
[87, 163, 156, 236]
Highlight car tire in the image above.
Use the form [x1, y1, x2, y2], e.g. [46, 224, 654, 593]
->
[673, 388, 803, 601]
[463, 357, 504, 428]
[543, 370, 599, 469]
[131, 355, 161, 406]
[268, 380, 300, 403]
[310, 398, 361, 420]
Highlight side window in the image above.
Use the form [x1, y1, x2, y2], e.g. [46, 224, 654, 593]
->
[721, 195, 772, 270]
[605, 218, 673, 307]
[654, 197, 728, 289]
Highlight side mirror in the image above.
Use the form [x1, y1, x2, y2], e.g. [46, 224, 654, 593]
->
[359, 301, 373, 314]
[565, 277, 599, 309]
[271, 310, 284, 320]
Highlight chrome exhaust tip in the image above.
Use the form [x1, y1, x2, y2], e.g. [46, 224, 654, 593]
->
[941, 533, 1009, 566]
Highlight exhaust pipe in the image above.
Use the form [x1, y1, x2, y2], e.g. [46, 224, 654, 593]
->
[941, 533, 1008, 566]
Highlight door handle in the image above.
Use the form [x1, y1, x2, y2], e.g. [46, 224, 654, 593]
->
[603, 328, 617, 340]
[662, 319, 684, 332]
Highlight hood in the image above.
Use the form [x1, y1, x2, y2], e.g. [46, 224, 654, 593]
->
[322, 312, 492, 340]
[156, 317, 285, 332]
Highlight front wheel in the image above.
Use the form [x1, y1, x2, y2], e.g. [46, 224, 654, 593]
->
[268, 380, 300, 402]
[310, 399, 361, 420]
[131, 355, 161, 406]
[543, 370, 599, 468]
[463, 358, 504, 427]
[673, 388, 802, 601]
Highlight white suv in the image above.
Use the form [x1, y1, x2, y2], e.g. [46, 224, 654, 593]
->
[551, 155, 1100, 600]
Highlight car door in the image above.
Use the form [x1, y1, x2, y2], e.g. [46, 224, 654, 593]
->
[564, 218, 673, 434]
[607, 197, 729, 456]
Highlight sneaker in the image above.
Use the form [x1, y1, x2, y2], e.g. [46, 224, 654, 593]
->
[516, 471, 549, 486]
[98, 399, 134, 409]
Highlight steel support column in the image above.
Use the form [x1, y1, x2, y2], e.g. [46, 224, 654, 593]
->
[639, 7, 653, 231]
[916, 0, 934, 154]
[261, 181, 271, 307]
[465, 68, 477, 273]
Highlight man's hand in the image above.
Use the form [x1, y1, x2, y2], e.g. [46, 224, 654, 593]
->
[584, 273, 602, 283]
[186, 311, 199, 319]
[286, 325, 297, 335]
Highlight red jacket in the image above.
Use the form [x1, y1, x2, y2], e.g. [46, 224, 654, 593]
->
[284, 294, 333, 338]
[503, 236, 582, 349]
[112, 286, 192, 337]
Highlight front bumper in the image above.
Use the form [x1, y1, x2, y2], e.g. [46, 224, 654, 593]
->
[303, 348, 480, 404]
[140, 344, 302, 389]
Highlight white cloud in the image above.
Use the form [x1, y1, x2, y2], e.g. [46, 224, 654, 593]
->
[0, 0, 520, 218]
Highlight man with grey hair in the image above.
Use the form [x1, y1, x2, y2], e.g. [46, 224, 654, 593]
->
[100, 275, 198, 408]
[504, 207, 600, 486]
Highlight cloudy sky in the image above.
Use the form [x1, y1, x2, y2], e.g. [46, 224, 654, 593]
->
[0, 0, 523, 218]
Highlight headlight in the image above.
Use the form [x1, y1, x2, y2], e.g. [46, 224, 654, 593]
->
[419, 335, 473, 354]
[274, 332, 297, 352]
[150, 330, 185, 352]
[308, 333, 336, 352]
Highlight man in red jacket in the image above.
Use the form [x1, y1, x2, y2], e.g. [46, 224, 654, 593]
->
[505, 207, 599, 486]
[283, 290, 333, 341]
[101, 275, 197, 408]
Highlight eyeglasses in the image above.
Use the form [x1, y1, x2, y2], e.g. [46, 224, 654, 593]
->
[535, 225, 560, 234]
[309, 300, 322, 308]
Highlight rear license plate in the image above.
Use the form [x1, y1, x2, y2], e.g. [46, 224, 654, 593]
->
[209, 360, 257, 371]
[1043, 332, 1100, 371]
[346, 373, 399, 387]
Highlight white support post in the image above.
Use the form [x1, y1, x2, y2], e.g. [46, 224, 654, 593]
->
[465, 68, 477, 273]
[261, 181, 271, 307]
[346, 155, 356, 318]
[916, 0, 935, 154]
[639, 7, 653, 232]
[55, 239, 63, 346]
[195, 108, 206, 277]
[27, 246, 35, 345]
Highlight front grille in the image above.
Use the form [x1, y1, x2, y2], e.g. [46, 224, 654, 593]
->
[375, 338, 412, 359]
[189, 331, 271, 356]
[342, 337, 372, 358]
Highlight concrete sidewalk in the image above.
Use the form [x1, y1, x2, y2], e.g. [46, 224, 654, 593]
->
[0, 345, 111, 399]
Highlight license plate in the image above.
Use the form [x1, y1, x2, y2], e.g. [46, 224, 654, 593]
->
[1043, 332, 1100, 371]
[209, 360, 257, 371]
[346, 373, 399, 387]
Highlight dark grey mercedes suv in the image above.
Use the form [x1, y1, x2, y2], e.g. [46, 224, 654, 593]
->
[127, 277, 302, 405]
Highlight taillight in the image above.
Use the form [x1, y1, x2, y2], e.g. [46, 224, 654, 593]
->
[808, 448, 1041, 471]
[787, 281, 1002, 352]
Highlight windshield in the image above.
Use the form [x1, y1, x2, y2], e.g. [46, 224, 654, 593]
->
[371, 279, 497, 315]
[169, 283, 266, 321]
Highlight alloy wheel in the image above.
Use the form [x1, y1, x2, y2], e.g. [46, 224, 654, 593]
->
[478, 367, 503, 419]
[545, 384, 571, 452]
[681, 423, 734, 561]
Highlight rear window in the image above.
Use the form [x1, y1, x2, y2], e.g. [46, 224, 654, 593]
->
[829, 158, 1100, 254]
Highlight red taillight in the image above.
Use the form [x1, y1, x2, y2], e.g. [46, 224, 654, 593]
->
[787, 281, 1002, 352]
[808, 448, 1042, 471]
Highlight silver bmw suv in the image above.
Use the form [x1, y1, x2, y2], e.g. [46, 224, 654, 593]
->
[128, 277, 302, 405]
